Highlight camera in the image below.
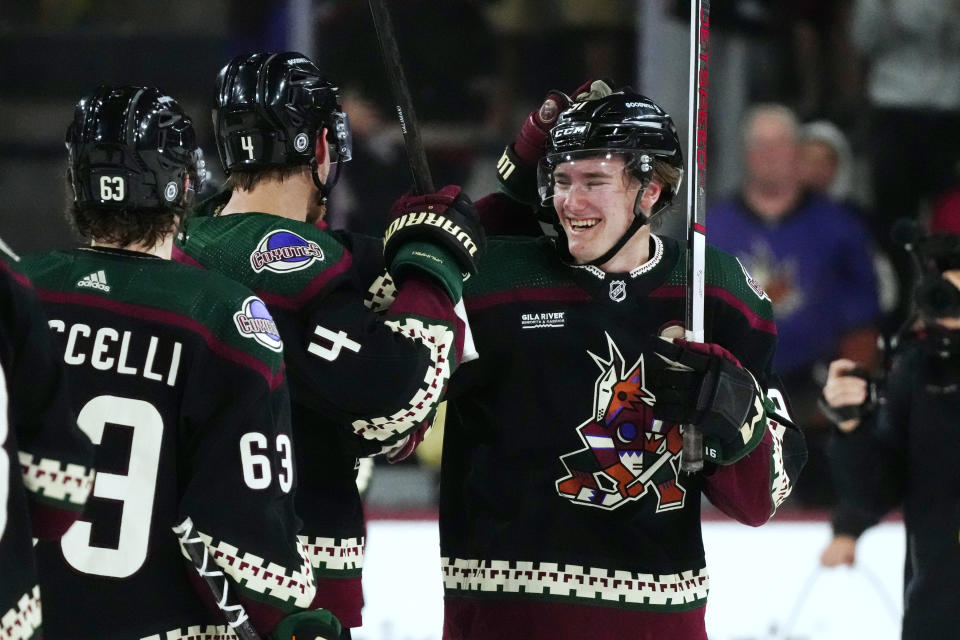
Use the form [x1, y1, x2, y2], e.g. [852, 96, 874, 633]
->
[892, 219, 960, 320]
[913, 234, 960, 319]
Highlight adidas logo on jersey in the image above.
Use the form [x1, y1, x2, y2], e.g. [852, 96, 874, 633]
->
[76, 270, 110, 292]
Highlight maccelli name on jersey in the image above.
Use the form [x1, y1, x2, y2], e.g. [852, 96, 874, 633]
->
[47, 320, 182, 387]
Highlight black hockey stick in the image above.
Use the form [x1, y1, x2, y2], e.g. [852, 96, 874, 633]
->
[368, 0, 434, 194]
[173, 517, 262, 640]
[681, 0, 710, 473]
[369, 0, 453, 433]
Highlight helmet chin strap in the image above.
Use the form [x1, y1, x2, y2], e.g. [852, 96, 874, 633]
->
[310, 135, 341, 204]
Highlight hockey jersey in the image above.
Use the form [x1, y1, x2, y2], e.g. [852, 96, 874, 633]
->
[0, 257, 94, 640]
[19, 247, 315, 640]
[176, 210, 467, 627]
[440, 233, 806, 640]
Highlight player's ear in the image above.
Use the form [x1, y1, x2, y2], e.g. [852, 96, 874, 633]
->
[640, 178, 662, 209]
[315, 127, 328, 165]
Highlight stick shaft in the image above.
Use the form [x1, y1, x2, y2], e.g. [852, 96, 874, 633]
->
[681, 0, 710, 473]
[368, 0, 452, 433]
[367, 0, 434, 194]
[173, 517, 262, 640]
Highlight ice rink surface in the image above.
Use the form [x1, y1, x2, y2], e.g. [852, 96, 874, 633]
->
[354, 517, 904, 640]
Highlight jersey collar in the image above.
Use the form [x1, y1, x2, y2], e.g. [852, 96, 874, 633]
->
[569, 233, 666, 281]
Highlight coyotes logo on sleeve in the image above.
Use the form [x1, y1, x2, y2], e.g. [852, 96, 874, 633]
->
[555, 333, 686, 512]
[250, 229, 324, 273]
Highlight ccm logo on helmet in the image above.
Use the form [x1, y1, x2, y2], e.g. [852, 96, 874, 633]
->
[384, 211, 480, 257]
[553, 124, 588, 138]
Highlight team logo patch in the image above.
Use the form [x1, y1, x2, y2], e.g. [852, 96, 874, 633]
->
[234, 296, 282, 352]
[250, 229, 324, 273]
[164, 181, 179, 202]
[293, 132, 310, 152]
[555, 333, 686, 512]
[736, 257, 771, 302]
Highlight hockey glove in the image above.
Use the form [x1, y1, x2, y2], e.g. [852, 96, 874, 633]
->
[271, 609, 342, 640]
[646, 337, 766, 455]
[384, 185, 486, 302]
[498, 79, 614, 204]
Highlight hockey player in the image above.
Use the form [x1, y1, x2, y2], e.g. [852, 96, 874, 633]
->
[439, 90, 807, 639]
[176, 52, 483, 637]
[0, 250, 94, 640]
[20, 86, 339, 640]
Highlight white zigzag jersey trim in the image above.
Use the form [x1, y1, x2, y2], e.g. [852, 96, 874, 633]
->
[442, 557, 709, 608]
[767, 417, 792, 511]
[17, 450, 94, 506]
[298, 535, 365, 572]
[140, 624, 237, 640]
[0, 586, 41, 640]
[180, 528, 316, 608]
[363, 271, 397, 314]
[350, 317, 455, 442]
[572, 235, 665, 281]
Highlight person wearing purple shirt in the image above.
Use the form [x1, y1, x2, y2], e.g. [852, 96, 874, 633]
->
[708, 104, 880, 506]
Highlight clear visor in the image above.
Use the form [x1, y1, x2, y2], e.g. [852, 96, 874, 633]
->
[537, 149, 652, 206]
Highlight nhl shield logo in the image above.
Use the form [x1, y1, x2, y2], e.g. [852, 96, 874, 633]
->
[609, 280, 627, 302]
[234, 296, 283, 352]
[250, 229, 325, 273]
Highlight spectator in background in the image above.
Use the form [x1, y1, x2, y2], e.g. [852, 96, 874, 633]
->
[798, 120, 855, 205]
[799, 119, 900, 318]
[708, 104, 880, 507]
[852, 0, 960, 329]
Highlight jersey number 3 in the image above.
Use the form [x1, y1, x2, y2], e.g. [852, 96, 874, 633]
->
[61, 395, 162, 578]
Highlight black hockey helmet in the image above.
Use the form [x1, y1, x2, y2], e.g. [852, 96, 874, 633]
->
[537, 91, 684, 266]
[66, 86, 205, 211]
[213, 51, 352, 195]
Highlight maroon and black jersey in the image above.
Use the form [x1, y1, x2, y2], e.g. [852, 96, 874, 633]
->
[19, 247, 316, 640]
[0, 256, 94, 640]
[176, 211, 469, 628]
[440, 231, 806, 640]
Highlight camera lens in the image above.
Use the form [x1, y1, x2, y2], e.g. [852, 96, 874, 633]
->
[916, 276, 960, 318]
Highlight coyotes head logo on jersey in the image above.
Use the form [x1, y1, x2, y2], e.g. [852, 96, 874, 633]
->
[555, 333, 686, 512]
